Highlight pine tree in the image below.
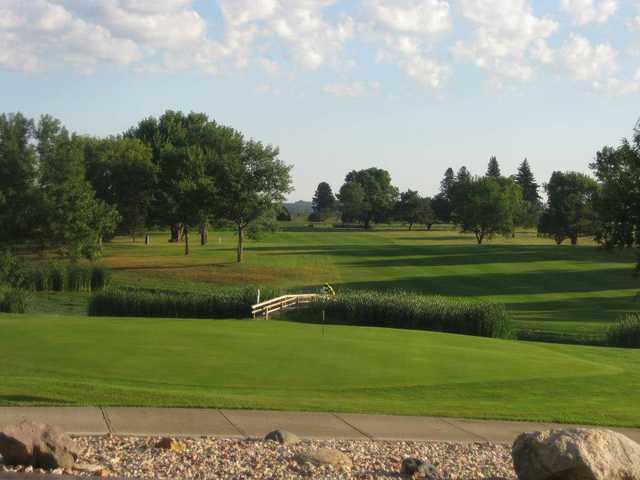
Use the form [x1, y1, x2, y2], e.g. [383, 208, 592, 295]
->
[515, 158, 540, 203]
[311, 182, 336, 220]
[440, 168, 455, 198]
[456, 166, 470, 183]
[486, 156, 501, 177]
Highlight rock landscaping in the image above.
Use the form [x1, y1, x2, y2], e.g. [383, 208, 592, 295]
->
[1, 435, 516, 479]
[2, 424, 640, 479]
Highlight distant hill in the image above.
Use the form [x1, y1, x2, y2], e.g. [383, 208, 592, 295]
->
[284, 200, 313, 216]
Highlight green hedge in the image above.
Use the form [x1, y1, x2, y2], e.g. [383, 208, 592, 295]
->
[608, 313, 640, 348]
[294, 290, 512, 339]
[88, 286, 280, 319]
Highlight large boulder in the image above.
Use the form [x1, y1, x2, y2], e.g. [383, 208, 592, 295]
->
[294, 447, 352, 469]
[0, 421, 79, 469]
[512, 428, 640, 480]
[400, 457, 438, 479]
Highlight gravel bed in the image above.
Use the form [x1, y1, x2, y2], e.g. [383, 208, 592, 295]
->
[1, 436, 517, 479]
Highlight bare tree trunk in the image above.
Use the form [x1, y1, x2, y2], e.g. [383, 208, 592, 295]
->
[169, 224, 180, 243]
[426, 223, 433, 231]
[200, 223, 208, 246]
[145, 234, 150, 245]
[571, 235, 578, 245]
[476, 232, 484, 244]
[237, 225, 244, 263]
[409, 223, 413, 231]
[184, 226, 190, 255]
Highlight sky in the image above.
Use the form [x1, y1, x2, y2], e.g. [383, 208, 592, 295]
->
[0, 0, 639, 201]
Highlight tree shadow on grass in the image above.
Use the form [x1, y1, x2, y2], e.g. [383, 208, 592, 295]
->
[251, 243, 634, 267]
[329, 269, 639, 297]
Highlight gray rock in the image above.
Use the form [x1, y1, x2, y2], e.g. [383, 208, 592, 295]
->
[264, 429, 300, 446]
[294, 447, 352, 469]
[400, 457, 438, 479]
[0, 421, 79, 469]
[512, 428, 640, 480]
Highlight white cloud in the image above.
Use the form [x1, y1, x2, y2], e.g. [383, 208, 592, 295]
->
[628, 16, 640, 31]
[217, 0, 355, 71]
[561, 0, 618, 26]
[0, 0, 142, 72]
[322, 81, 380, 96]
[562, 34, 618, 81]
[363, 1, 451, 89]
[452, 0, 558, 84]
[364, 0, 451, 35]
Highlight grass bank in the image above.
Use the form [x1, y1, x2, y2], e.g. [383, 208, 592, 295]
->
[1, 313, 639, 427]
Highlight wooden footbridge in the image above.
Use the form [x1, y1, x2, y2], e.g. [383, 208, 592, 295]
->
[251, 294, 319, 319]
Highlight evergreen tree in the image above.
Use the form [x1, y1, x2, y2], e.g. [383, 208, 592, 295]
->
[515, 158, 540, 203]
[486, 156, 501, 177]
[311, 181, 336, 220]
[456, 166, 471, 183]
[440, 167, 455, 198]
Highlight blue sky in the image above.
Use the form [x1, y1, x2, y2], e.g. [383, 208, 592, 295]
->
[1, 0, 639, 200]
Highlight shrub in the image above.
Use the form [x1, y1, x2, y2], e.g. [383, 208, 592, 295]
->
[88, 286, 280, 319]
[0, 289, 28, 313]
[292, 290, 512, 339]
[607, 313, 640, 348]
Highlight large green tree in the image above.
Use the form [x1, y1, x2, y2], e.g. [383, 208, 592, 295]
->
[35, 117, 119, 259]
[0, 113, 37, 241]
[214, 140, 292, 263]
[311, 181, 336, 221]
[85, 137, 158, 242]
[128, 111, 242, 245]
[538, 171, 598, 245]
[338, 168, 398, 229]
[395, 190, 421, 230]
[450, 176, 521, 244]
[590, 130, 640, 265]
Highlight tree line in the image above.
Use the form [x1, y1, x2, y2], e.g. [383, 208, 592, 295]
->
[2, 109, 639, 265]
[309, 121, 640, 259]
[0, 111, 292, 262]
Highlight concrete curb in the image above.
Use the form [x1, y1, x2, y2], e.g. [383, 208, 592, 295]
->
[1, 407, 639, 444]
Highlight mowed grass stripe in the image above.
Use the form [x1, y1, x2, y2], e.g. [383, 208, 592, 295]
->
[95, 227, 640, 342]
[1, 314, 639, 426]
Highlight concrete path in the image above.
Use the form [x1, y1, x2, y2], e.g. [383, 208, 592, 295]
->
[1, 407, 639, 445]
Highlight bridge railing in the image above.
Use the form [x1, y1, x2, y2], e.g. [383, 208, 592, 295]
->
[251, 294, 319, 319]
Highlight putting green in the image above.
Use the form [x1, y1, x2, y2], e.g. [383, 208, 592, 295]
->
[1, 314, 639, 427]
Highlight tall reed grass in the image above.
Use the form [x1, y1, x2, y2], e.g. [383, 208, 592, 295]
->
[0, 289, 28, 313]
[295, 290, 512, 339]
[607, 313, 640, 348]
[0, 251, 110, 292]
[88, 286, 279, 319]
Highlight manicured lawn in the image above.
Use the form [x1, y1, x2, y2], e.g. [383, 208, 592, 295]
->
[95, 225, 639, 343]
[1, 314, 639, 427]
